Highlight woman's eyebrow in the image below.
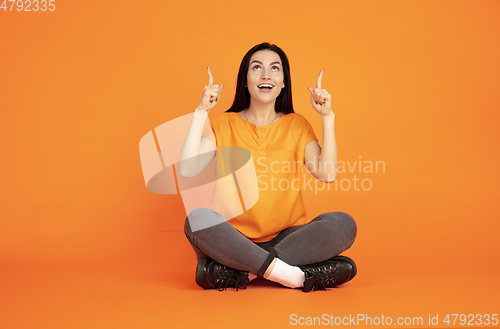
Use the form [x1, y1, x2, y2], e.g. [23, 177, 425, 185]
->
[250, 60, 282, 65]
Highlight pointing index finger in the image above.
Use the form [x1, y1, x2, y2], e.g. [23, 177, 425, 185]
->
[316, 68, 325, 89]
[207, 66, 214, 86]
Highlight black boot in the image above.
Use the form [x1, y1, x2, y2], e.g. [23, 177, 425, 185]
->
[195, 257, 250, 291]
[300, 255, 357, 292]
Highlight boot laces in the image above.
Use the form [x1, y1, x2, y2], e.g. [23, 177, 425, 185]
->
[309, 263, 339, 291]
[213, 264, 248, 292]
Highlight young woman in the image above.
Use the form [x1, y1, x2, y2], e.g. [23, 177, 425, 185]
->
[179, 42, 357, 292]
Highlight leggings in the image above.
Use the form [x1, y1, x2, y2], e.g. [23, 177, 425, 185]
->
[184, 207, 357, 276]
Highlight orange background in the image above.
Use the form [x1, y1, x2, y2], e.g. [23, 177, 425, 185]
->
[1, 1, 499, 328]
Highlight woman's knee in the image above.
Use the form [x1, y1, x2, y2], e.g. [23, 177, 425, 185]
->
[324, 212, 357, 242]
[339, 212, 357, 243]
[185, 207, 227, 233]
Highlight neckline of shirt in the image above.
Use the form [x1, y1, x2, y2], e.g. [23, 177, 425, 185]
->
[235, 111, 285, 128]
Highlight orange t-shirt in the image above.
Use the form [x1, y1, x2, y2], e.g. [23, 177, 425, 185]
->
[208, 111, 318, 243]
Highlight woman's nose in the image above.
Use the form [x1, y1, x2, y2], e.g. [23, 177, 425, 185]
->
[261, 69, 271, 79]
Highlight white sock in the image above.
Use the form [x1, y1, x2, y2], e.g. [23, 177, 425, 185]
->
[248, 273, 257, 281]
[267, 258, 305, 288]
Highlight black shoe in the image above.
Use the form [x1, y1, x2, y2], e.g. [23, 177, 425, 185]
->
[300, 255, 357, 292]
[195, 257, 250, 291]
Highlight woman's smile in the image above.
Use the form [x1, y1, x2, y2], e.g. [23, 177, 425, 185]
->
[258, 83, 275, 93]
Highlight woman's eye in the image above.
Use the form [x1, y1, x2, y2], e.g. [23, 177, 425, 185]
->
[253, 65, 260, 70]
[272, 66, 279, 71]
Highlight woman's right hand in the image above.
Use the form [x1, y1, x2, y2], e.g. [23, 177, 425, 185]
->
[196, 66, 224, 113]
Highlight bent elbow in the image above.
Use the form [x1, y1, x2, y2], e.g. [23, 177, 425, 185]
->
[177, 165, 197, 179]
[320, 172, 337, 183]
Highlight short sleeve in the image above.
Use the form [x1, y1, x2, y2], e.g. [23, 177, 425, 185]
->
[294, 114, 317, 149]
[303, 118, 318, 146]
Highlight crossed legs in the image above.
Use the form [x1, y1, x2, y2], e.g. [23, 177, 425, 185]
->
[183, 207, 357, 281]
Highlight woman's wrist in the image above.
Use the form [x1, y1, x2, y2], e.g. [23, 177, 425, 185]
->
[320, 111, 335, 122]
[192, 108, 209, 125]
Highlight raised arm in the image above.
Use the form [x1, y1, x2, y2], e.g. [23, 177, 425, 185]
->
[304, 69, 338, 183]
[177, 67, 224, 178]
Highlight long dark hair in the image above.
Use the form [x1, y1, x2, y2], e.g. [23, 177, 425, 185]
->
[226, 42, 294, 114]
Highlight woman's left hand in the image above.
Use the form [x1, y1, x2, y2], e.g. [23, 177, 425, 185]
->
[308, 69, 333, 116]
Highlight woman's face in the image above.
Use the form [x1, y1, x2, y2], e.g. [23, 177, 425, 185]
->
[246, 50, 284, 106]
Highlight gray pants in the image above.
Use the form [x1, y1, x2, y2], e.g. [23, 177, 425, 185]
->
[184, 207, 357, 277]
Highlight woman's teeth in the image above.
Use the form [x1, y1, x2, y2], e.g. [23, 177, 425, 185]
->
[258, 84, 274, 90]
